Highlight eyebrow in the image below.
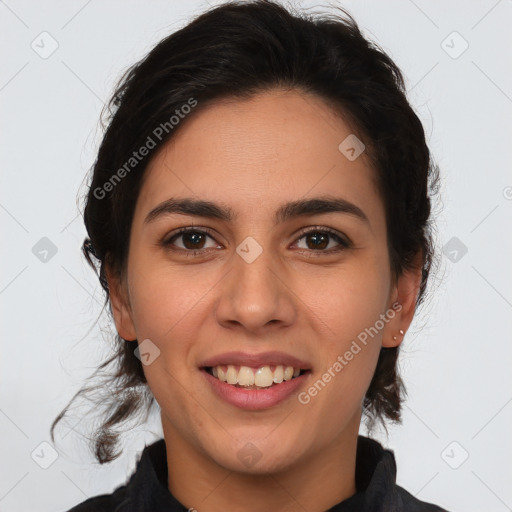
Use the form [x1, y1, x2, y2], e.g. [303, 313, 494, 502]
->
[144, 196, 370, 226]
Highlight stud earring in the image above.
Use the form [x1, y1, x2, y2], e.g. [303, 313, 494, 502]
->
[399, 329, 404, 335]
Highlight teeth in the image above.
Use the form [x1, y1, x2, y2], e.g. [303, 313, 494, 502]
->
[273, 365, 284, 384]
[226, 365, 238, 385]
[284, 366, 294, 381]
[210, 364, 303, 388]
[254, 366, 273, 387]
[237, 366, 255, 386]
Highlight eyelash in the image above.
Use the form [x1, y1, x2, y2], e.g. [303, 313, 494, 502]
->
[160, 226, 352, 257]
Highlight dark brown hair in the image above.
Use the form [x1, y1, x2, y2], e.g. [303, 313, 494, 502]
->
[51, 0, 440, 463]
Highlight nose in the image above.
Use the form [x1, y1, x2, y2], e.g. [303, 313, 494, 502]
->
[214, 243, 296, 334]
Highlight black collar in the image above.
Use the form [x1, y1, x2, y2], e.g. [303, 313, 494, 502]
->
[119, 435, 445, 511]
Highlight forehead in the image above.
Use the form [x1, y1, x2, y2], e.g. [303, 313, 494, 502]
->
[135, 89, 382, 224]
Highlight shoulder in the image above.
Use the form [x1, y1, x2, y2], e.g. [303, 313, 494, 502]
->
[356, 435, 451, 512]
[63, 484, 130, 512]
[62, 438, 169, 512]
[395, 484, 451, 512]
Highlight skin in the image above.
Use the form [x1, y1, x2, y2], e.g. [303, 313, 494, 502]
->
[107, 88, 422, 512]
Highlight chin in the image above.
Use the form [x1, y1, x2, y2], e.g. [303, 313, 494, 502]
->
[222, 451, 301, 475]
[205, 435, 305, 476]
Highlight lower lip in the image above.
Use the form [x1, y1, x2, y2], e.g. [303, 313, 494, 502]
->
[201, 369, 310, 410]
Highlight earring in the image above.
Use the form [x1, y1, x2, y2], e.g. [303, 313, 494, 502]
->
[393, 336, 397, 341]
[399, 329, 404, 335]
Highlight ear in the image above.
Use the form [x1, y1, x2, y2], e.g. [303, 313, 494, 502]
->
[105, 263, 137, 341]
[381, 250, 423, 348]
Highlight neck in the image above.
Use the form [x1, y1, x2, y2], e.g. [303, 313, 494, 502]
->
[162, 414, 360, 512]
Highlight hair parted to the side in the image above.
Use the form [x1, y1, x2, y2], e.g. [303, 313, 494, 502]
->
[51, 0, 440, 463]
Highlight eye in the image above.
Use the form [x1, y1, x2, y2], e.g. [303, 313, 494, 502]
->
[293, 227, 351, 253]
[161, 227, 221, 254]
[161, 226, 351, 257]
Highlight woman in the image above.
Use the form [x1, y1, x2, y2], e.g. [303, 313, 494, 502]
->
[53, 1, 447, 510]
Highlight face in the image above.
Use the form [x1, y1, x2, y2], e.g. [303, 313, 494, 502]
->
[109, 88, 417, 475]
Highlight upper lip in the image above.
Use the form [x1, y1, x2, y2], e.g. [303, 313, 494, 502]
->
[201, 351, 312, 370]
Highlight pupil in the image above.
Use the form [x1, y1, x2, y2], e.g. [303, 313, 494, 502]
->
[183, 232, 205, 250]
[307, 232, 328, 250]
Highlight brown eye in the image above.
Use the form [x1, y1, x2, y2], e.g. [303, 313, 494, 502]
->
[294, 228, 351, 252]
[180, 231, 207, 250]
[304, 232, 329, 250]
[162, 228, 220, 253]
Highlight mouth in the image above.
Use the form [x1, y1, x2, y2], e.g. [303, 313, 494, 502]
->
[203, 365, 310, 389]
[200, 351, 312, 409]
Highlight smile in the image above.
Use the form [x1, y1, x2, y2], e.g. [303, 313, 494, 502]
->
[205, 365, 307, 389]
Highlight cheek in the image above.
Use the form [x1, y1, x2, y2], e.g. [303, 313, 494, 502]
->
[125, 261, 213, 412]
[294, 250, 391, 347]
[123, 260, 219, 408]
[126, 256, 217, 342]
[291, 253, 389, 416]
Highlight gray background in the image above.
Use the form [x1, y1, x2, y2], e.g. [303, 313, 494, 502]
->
[1, 1, 511, 511]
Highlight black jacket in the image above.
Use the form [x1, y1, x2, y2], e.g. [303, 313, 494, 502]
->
[66, 435, 450, 511]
